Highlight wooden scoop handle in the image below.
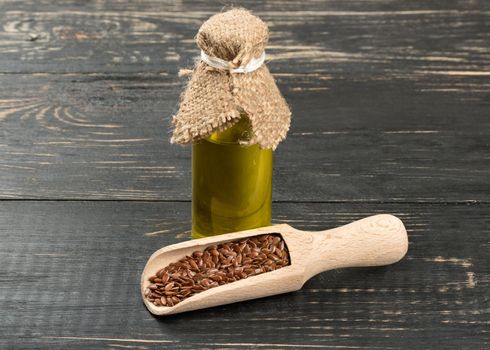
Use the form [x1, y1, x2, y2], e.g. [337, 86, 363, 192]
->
[305, 214, 408, 278]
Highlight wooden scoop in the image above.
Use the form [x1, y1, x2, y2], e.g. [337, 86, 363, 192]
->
[141, 214, 408, 316]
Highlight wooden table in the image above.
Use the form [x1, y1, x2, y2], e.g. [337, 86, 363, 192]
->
[1, 1, 488, 349]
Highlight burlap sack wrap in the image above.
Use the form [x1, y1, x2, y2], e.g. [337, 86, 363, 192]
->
[171, 9, 291, 150]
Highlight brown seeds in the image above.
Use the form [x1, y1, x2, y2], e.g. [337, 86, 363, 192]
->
[145, 233, 290, 307]
[189, 259, 198, 270]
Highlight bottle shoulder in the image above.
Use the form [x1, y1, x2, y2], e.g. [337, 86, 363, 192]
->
[207, 116, 252, 145]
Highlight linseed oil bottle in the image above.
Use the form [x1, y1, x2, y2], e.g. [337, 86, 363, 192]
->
[170, 9, 291, 238]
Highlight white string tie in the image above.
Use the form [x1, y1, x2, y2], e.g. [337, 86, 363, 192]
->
[200, 50, 265, 73]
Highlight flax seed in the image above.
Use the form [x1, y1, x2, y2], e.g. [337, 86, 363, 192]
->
[145, 233, 290, 307]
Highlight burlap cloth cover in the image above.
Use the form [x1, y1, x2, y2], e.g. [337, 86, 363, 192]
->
[170, 8, 291, 150]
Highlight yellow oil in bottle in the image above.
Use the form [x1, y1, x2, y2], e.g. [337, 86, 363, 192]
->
[192, 116, 272, 238]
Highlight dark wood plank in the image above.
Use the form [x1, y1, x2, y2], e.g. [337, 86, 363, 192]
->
[0, 201, 488, 349]
[0, 1, 489, 74]
[1, 73, 489, 201]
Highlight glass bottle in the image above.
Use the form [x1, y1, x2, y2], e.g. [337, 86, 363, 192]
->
[192, 115, 272, 238]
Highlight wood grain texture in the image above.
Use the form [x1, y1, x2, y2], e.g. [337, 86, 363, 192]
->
[1, 73, 489, 201]
[0, 0, 489, 349]
[0, 201, 488, 349]
[0, 0, 489, 74]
